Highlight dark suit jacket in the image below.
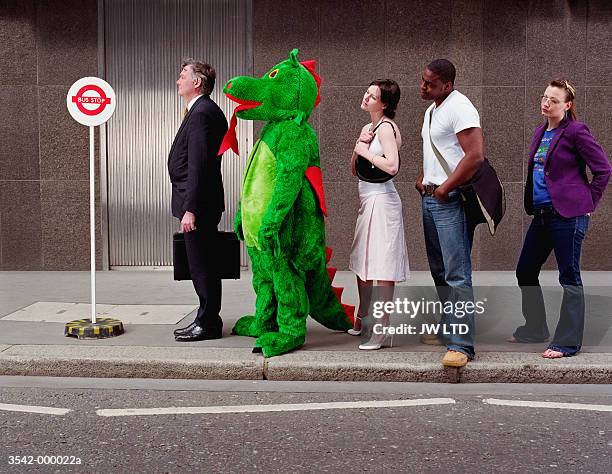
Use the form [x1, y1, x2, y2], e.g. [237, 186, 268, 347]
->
[525, 118, 611, 218]
[168, 95, 228, 225]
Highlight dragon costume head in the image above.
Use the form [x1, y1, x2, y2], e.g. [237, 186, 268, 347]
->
[225, 48, 320, 123]
[219, 49, 321, 156]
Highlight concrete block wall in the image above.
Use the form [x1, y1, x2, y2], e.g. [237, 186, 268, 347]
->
[0, 0, 99, 270]
[1, 0, 611, 270]
[253, 0, 612, 271]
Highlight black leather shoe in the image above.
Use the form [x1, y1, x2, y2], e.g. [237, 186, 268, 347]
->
[174, 325, 222, 342]
[173, 321, 197, 336]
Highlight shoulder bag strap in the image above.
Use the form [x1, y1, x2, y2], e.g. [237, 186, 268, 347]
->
[372, 120, 397, 137]
[428, 108, 451, 178]
[372, 120, 400, 163]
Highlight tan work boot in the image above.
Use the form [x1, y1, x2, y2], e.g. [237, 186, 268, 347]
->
[442, 350, 469, 368]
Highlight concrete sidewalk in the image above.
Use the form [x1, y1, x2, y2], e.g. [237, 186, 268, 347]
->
[1, 271, 611, 383]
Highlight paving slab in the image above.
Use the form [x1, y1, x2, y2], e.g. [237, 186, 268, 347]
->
[265, 351, 460, 383]
[459, 352, 612, 384]
[0, 346, 263, 380]
[2, 302, 196, 324]
[265, 351, 612, 384]
[1, 271, 611, 384]
[0, 345, 610, 383]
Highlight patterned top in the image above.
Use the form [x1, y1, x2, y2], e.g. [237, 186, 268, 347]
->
[533, 128, 557, 208]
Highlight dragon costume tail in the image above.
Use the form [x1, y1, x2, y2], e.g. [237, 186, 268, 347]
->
[307, 247, 354, 331]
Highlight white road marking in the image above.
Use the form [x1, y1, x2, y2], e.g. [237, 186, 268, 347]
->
[483, 398, 612, 412]
[0, 402, 71, 416]
[96, 398, 456, 417]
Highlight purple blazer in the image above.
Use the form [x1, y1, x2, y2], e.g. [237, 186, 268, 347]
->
[524, 118, 611, 218]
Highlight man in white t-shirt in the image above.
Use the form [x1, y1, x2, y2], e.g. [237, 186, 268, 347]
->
[416, 59, 485, 368]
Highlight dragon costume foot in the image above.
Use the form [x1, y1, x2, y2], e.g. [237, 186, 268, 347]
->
[232, 315, 279, 338]
[254, 332, 305, 358]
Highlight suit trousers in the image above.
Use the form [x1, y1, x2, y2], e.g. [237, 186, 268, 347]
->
[182, 222, 223, 332]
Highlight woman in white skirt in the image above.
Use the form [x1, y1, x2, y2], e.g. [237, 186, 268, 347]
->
[349, 79, 410, 350]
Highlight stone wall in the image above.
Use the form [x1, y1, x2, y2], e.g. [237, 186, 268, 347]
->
[1, 0, 611, 270]
[253, 0, 612, 270]
[0, 0, 99, 270]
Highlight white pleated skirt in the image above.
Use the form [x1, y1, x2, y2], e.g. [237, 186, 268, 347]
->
[349, 190, 410, 282]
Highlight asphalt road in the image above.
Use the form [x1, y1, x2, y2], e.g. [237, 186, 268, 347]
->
[0, 378, 610, 473]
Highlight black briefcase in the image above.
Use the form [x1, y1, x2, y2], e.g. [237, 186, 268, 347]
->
[173, 231, 240, 280]
[173, 232, 191, 281]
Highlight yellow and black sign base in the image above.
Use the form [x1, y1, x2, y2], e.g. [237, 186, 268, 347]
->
[64, 317, 124, 339]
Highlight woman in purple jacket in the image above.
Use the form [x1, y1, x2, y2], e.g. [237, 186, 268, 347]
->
[510, 79, 611, 358]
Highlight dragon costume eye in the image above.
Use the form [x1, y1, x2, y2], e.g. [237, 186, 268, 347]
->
[268, 69, 279, 78]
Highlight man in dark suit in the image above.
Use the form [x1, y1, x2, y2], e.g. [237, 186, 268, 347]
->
[168, 59, 228, 341]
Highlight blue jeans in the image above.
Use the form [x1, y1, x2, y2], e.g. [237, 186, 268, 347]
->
[514, 209, 589, 356]
[422, 191, 475, 358]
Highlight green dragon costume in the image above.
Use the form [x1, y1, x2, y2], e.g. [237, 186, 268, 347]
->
[218, 49, 353, 357]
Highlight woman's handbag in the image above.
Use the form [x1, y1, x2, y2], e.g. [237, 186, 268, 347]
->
[355, 120, 400, 183]
[427, 109, 505, 235]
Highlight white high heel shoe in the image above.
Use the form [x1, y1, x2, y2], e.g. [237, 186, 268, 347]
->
[359, 333, 393, 350]
[347, 315, 362, 336]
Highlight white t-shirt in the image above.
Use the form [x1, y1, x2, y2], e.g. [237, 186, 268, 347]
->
[421, 90, 480, 185]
